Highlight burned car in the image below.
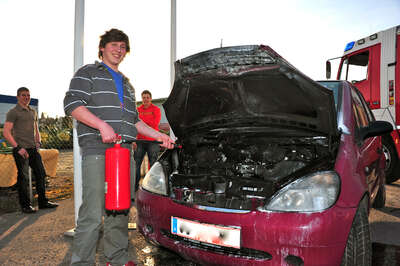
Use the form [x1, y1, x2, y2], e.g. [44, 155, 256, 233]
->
[136, 45, 392, 265]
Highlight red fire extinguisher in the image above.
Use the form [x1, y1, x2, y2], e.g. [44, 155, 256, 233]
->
[105, 135, 131, 216]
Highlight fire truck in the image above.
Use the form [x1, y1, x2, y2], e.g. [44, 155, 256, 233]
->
[326, 25, 400, 183]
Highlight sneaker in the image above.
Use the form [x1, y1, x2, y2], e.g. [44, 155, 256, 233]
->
[38, 201, 59, 209]
[21, 205, 37, 213]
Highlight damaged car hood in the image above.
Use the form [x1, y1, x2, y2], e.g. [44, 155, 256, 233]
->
[164, 45, 338, 138]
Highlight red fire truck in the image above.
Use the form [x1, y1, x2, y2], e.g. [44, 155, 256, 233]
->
[326, 25, 400, 183]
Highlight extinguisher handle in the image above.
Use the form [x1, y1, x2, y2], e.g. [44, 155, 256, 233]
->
[122, 139, 182, 149]
[115, 134, 122, 144]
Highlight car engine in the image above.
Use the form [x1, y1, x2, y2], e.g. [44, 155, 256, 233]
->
[167, 130, 333, 210]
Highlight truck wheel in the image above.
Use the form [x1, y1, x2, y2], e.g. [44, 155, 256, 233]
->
[372, 182, 386, 208]
[382, 137, 400, 184]
[341, 197, 371, 266]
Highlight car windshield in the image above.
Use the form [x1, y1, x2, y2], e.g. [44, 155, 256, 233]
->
[317, 81, 340, 110]
[317, 80, 348, 134]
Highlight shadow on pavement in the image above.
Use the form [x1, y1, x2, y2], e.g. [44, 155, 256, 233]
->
[387, 183, 400, 189]
[0, 211, 43, 248]
[372, 242, 400, 266]
[378, 206, 400, 219]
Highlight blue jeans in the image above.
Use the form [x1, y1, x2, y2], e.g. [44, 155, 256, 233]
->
[133, 142, 160, 192]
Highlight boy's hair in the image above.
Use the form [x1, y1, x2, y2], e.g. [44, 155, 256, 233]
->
[17, 87, 29, 96]
[141, 90, 152, 98]
[98, 28, 130, 59]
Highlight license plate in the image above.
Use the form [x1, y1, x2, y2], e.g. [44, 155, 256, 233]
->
[171, 216, 241, 249]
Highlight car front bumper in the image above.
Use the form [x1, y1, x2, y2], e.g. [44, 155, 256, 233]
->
[137, 188, 357, 266]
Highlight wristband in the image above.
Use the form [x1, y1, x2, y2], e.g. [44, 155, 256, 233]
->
[14, 145, 22, 152]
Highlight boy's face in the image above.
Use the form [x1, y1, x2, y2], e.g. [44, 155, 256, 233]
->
[101, 41, 127, 70]
[142, 93, 152, 107]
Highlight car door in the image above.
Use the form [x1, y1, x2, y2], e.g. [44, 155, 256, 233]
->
[351, 84, 382, 194]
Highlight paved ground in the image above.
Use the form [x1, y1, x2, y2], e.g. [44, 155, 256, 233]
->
[0, 198, 76, 265]
[0, 198, 197, 266]
[370, 181, 400, 246]
[1, 179, 400, 265]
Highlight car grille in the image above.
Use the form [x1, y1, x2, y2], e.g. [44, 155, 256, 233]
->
[161, 229, 272, 261]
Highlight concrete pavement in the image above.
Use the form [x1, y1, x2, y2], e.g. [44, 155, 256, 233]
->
[2, 182, 400, 265]
[0, 198, 194, 266]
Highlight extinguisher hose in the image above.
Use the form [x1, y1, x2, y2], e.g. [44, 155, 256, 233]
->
[122, 139, 182, 149]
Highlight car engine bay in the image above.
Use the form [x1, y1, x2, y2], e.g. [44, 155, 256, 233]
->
[166, 130, 334, 210]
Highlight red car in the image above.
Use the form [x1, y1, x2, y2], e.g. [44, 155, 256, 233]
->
[136, 45, 392, 265]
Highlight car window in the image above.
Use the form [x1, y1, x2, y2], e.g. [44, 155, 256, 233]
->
[355, 87, 375, 123]
[340, 51, 369, 83]
[351, 87, 371, 129]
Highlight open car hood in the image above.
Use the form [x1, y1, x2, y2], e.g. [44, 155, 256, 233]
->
[164, 45, 338, 138]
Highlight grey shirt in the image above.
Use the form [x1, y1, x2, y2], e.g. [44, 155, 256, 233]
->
[64, 61, 140, 155]
[6, 104, 38, 149]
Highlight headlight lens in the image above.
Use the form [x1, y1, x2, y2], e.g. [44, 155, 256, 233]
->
[141, 162, 167, 196]
[260, 171, 340, 212]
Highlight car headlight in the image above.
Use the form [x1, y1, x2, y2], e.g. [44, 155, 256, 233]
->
[259, 171, 340, 212]
[141, 162, 167, 196]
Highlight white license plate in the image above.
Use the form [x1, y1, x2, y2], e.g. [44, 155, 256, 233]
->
[171, 216, 241, 249]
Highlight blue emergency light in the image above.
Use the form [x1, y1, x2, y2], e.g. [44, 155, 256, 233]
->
[344, 41, 355, 52]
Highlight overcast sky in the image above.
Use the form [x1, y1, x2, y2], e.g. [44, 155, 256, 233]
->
[0, 0, 399, 117]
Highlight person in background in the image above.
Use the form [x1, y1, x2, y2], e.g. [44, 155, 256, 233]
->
[133, 90, 161, 193]
[64, 28, 174, 266]
[3, 87, 59, 213]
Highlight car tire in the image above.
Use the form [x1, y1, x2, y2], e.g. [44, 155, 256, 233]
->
[382, 136, 400, 184]
[341, 197, 371, 266]
[372, 182, 386, 209]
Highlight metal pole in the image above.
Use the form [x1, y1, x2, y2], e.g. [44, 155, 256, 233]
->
[65, 0, 84, 237]
[28, 168, 33, 203]
[170, 0, 176, 90]
[73, 0, 84, 225]
[170, 0, 176, 140]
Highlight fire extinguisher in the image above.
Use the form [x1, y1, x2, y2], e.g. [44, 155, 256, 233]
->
[105, 135, 131, 216]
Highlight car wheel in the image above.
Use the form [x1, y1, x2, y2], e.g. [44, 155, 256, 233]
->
[382, 136, 400, 184]
[341, 197, 371, 266]
[372, 182, 386, 209]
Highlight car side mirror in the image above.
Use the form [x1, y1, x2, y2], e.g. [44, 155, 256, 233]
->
[326, 61, 331, 79]
[359, 121, 393, 140]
